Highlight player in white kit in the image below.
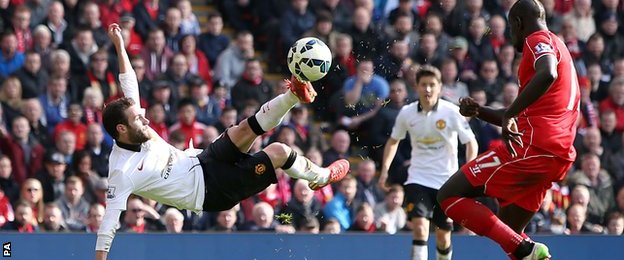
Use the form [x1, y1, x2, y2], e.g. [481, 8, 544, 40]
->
[95, 24, 350, 260]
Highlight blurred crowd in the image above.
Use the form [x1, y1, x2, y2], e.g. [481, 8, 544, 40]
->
[0, 0, 623, 236]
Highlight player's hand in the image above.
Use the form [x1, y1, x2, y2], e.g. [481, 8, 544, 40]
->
[107, 23, 124, 47]
[459, 97, 480, 117]
[501, 116, 523, 158]
[378, 170, 389, 192]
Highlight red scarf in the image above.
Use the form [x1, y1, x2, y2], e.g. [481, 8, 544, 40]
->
[18, 223, 34, 233]
[84, 107, 103, 124]
[339, 54, 357, 76]
[87, 70, 118, 99]
[128, 222, 145, 233]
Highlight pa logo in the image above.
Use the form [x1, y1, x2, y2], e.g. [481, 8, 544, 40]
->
[3, 242, 11, 257]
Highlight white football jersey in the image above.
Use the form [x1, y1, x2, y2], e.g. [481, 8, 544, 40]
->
[106, 138, 205, 212]
[391, 99, 476, 189]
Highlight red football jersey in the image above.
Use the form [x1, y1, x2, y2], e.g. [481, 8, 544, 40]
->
[516, 30, 580, 161]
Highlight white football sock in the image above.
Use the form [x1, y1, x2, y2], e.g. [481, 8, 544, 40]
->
[412, 245, 428, 260]
[254, 91, 299, 132]
[283, 155, 329, 184]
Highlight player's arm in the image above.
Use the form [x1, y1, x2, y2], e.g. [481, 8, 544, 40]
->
[504, 55, 558, 118]
[108, 23, 141, 106]
[459, 97, 506, 127]
[95, 208, 122, 260]
[465, 139, 478, 162]
[379, 109, 407, 190]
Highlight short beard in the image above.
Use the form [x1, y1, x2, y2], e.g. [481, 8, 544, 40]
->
[127, 127, 150, 144]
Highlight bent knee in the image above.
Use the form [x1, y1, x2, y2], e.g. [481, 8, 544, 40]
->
[264, 143, 292, 166]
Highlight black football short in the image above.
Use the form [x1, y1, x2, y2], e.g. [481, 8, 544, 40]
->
[197, 130, 276, 211]
[403, 184, 453, 231]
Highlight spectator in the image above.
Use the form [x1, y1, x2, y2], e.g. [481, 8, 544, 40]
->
[92, 177, 108, 207]
[119, 197, 164, 232]
[565, 203, 602, 234]
[78, 2, 110, 48]
[583, 33, 610, 74]
[576, 127, 613, 169]
[54, 103, 87, 150]
[313, 0, 351, 32]
[323, 175, 360, 230]
[570, 183, 591, 210]
[563, 0, 596, 42]
[0, 116, 45, 185]
[67, 27, 99, 76]
[43, 1, 71, 48]
[527, 189, 566, 234]
[84, 203, 105, 233]
[322, 129, 350, 166]
[0, 185, 13, 228]
[466, 16, 495, 67]
[177, 0, 200, 35]
[354, 160, 385, 208]
[213, 31, 254, 89]
[70, 151, 99, 204]
[297, 216, 320, 233]
[242, 201, 295, 233]
[198, 12, 229, 67]
[470, 59, 504, 103]
[32, 25, 54, 69]
[462, 0, 490, 28]
[423, 12, 451, 59]
[210, 208, 238, 232]
[149, 81, 177, 126]
[376, 39, 411, 81]
[97, 0, 130, 28]
[384, 11, 419, 57]
[0, 76, 24, 125]
[169, 98, 208, 149]
[56, 131, 77, 165]
[189, 76, 220, 126]
[0, 155, 19, 203]
[605, 211, 624, 235]
[413, 32, 442, 66]
[84, 123, 111, 178]
[18, 178, 44, 225]
[82, 50, 119, 103]
[36, 151, 66, 203]
[347, 203, 376, 233]
[146, 103, 169, 141]
[82, 87, 104, 125]
[600, 110, 622, 153]
[343, 59, 389, 114]
[161, 7, 183, 52]
[303, 11, 338, 54]
[231, 59, 273, 113]
[133, 0, 167, 40]
[41, 203, 69, 232]
[163, 208, 184, 233]
[179, 35, 212, 86]
[599, 77, 624, 132]
[488, 14, 507, 54]
[345, 7, 384, 59]
[568, 153, 615, 225]
[11, 5, 33, 53]
[597, 12, 624, 59]
[214, 106, 237, 133]
[497, 44, 516, 82]
[12, 51, 48, 99]
[162, 53, 192, 99]
[0, 31, 25, 77]
[500, 82, 519, 108]
[197, 126, 219, 149]
[280, 0, 316, 52]
[374, 185, 406, 234]
[1, 200, 38, 232]
[312, 33, 354, 121]
[141, 28, 174, 81]
[281, 179, 321, 230]
[119, 12, 143, 56]
[440, 58, 469, 105]
[449, 36, 478, 83]
[322, 218, 341, 234]
[560, 18, 585, 62]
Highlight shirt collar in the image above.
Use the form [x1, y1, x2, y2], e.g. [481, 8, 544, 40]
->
[116, 141, 141, 152]
[417, 100, 440, 112]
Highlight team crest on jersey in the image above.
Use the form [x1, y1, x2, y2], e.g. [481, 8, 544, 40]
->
[534, 42, 553, 54]
[436, 119, 446, 130]
[255, 164, 266, 175]
[405, 203, 414, 213]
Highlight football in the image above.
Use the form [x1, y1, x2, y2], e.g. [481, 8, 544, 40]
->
[287, 37, 332, 82]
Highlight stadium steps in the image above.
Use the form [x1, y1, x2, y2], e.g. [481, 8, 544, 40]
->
[190, 1, 286, 84]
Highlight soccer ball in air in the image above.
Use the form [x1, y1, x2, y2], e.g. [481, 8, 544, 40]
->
[287, 37, 332, 82]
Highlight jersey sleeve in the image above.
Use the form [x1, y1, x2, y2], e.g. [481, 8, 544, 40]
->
[452, 109, 476, 144]
[105, 169, 133, 210]
[95, 208, 122, 252]
[390, 107, 408, 140]
[118, 71, 141, 107]
[525, 32, 558, 69]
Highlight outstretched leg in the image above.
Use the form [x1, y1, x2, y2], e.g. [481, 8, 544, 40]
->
[227, 77, 315, 153]
[262, 142, 350, 189]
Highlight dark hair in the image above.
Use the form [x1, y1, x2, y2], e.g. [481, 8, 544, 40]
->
[89, 50, 109, 63]
[207, 11, 222, 20]
[316, 10, 333, 23]
[415, 65, 441, 84]
[176, 98, 195, 110]
[388, 184, 404, 194]
[71, 150, 92, 174]
[221, 106, 236, 115]
[102, 97, 135, 139]
[24, 50, 40, 57]
[0, 30, 15, 41]
[178, 34, 196, 49]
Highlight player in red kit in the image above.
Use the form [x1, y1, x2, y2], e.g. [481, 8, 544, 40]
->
[437, 0, 580, 259]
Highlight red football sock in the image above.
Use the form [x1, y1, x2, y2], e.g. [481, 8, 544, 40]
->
[441, 197, 524, 255]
